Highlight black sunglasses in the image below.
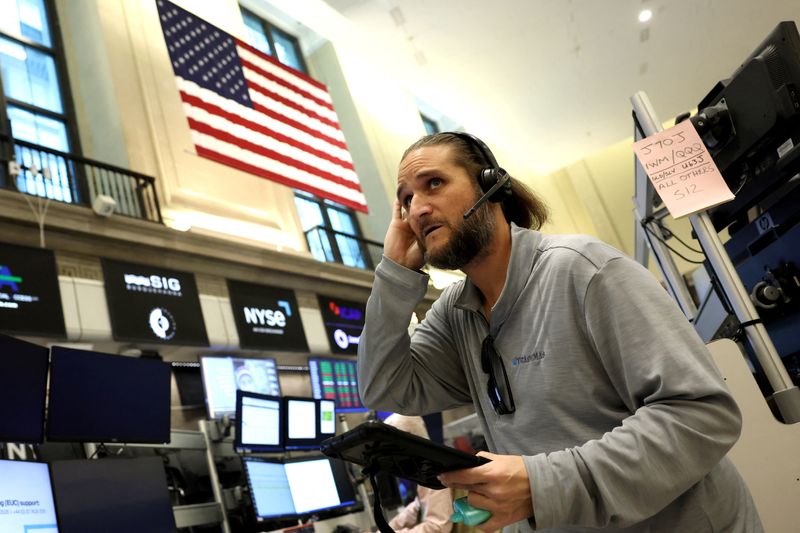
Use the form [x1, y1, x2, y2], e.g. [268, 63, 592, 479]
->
[480, 334, 516, 415]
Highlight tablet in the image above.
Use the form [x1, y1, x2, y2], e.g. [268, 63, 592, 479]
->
[320, 419, 489, 489]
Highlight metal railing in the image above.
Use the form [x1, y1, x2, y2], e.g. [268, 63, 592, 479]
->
[0, 133, 163, 224]
[304, 225, 383, 270]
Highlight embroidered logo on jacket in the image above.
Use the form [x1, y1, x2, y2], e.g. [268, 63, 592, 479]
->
[512, 351, 546, 366]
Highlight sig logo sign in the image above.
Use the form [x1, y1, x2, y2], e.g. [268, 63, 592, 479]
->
[228, 280, 308, 351]
[318, 295, 365, 355]
[102, 259, 209, 346]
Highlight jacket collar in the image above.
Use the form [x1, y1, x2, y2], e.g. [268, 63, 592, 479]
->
[454, 223, 543, 334]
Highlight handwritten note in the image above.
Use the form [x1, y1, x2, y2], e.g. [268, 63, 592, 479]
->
[632, 119, 734, 218]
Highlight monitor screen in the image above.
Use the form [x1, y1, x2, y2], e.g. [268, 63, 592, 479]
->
[46, 347, 171, 444]
[227, 279, 308, 351]
[243, 456, 357, 522]
[283, 397, 319, 450]
[0, 241, 65, 338]
[308, 357, 367, 412]
[200, 355, 281, 419]
[101, 258, 209, 345]
[50, 457, 176, 533]
[0, 334, 49, 443]
[316, 296, 365, 355]
[319, 399, 336, 437]
[0, 459, 59, 533]
[235, 390, 283, 452]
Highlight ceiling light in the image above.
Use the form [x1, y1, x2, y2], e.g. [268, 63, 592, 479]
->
[638, 9, 653, 23]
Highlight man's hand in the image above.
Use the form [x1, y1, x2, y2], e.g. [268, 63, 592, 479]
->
[438, 452, 533, 532]
[384, 199, 425, 271]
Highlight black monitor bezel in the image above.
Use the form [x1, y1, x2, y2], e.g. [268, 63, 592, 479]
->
[318, 398, 337, 439]
[234, 389, 284, 453]
[242, 456, 298, 521]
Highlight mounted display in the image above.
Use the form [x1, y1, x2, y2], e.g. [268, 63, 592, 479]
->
[101, 258, 209, 346]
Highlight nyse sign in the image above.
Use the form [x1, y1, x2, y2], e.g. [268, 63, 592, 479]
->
[228, 280, 307, 351]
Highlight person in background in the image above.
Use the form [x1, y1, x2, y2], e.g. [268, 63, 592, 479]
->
[376, 414, 454, 533]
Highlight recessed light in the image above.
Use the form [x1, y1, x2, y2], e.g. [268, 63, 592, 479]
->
[639, 9, 653, 23]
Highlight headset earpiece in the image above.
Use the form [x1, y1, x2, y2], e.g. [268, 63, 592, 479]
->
[451, 132, 511, 203]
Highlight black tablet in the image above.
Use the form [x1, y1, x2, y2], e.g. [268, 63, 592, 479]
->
[320, 419, 489, 489]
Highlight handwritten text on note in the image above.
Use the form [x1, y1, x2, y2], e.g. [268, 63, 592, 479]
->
[632, 119, 734, 218]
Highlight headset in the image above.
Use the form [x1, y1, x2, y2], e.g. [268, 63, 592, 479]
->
[447, 132, 512, 219]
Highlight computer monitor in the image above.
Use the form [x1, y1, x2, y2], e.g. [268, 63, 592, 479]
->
[200, 355, 281, 419]
[283, 396, 321, 450]
[46, 346, 171, 444]
[0, 459, 59, 532]
[50, 457, 176, 533]
[243, 455, 357, 523]
[0, 334, 49, 443]
[693, 20, 800, 230]
[235, 390, 283, 453]
[319, 399, 336, 438]
[308, 356, 367, 412]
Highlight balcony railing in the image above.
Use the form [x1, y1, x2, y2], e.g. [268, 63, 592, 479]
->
[304, 225, 383, 270]
[0, 133, 163, 224]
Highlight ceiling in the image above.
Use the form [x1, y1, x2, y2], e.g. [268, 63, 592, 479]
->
[321, 0, 800, 175]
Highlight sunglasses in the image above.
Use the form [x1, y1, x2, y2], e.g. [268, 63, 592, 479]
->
[480, 334, 516, 415]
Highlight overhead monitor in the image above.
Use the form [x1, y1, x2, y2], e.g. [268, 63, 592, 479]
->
[235, 390, 283, 453]
[308, 357, 366, 412]
[316, 295, 365, 355]
[50, 457, 176, 533]
[0, 241, 65, 338]
[0, 459, 59, 532]
[227, 279, 308, 351]
[46, 346, 171, 444]
[101, 258, 209, 345]
[0, 334, 49, 443]
[200, 355, 281, 419]
[283, 396, 321, 451]
[243, 455, 357, 523]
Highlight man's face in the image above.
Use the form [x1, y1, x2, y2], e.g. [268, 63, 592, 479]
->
[397, 145, 496, 270]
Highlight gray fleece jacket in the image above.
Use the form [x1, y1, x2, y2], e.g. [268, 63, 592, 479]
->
[358, 224, 762, 532]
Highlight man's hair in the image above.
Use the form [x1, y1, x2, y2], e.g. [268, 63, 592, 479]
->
[401, 133, 549, 229]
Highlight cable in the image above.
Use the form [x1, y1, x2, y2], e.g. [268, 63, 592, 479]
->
[642, 223, 706, 264]
[655, 220, 703, 254]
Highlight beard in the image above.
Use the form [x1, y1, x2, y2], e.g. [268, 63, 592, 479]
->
[417, 196, 497, 270]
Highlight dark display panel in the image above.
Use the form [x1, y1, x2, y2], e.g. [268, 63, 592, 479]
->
[0, 460, 59, 531]
[171, 361, 204, 408]
[101, 258, 208, 346]
[46, 347, 171, 444]
[316, 295, 365, 355]
[235, 390, 283, 453]
[227, 279, 308, 351]
[0, 242, 65, 338]
[309, 357, 366, 412]
[50, 457, 176, 533]
[0, 334, 49, 443]
[200, 355, 281, 419]
[244, 455, 357, 522]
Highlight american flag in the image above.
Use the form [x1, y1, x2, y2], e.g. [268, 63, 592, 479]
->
[155, 0, 368, 213]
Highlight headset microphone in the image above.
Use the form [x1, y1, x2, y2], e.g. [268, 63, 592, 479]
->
[463, 172, 510, 219]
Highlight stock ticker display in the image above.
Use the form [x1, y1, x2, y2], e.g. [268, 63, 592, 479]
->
[308, 357, 365, 412]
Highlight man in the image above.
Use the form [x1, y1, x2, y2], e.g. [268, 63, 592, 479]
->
[357, 132, 763, 532]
